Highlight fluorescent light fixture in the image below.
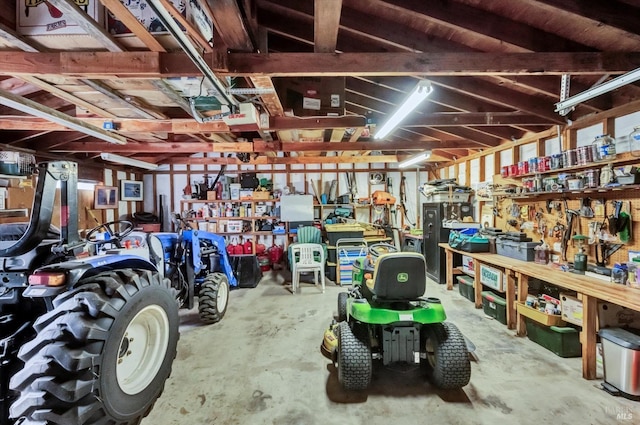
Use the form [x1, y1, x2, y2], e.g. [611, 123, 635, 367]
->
[375, 80, 433, 140]
[0, 88, 127, 145]
[100, 153, 158, 171]
[555, 68, 640, 115]
[398, 151, 431, 168]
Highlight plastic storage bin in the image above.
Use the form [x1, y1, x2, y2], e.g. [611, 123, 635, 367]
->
[325, 224, 364, 246]
[481, 291, 507, 324]
[526, 319, 581, 357]
[598, 327, 640, 399]
[456, 275, 475, 302]
[495, 239, 541, 261]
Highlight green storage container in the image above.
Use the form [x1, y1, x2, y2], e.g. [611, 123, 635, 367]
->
[525, 319, 581, 358]
[481, 291, 507, 325]
[456, 275, 475, 302]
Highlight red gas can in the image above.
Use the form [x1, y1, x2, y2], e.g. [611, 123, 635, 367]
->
[243, 240, 253, 254]
[268, 244, 284, 265]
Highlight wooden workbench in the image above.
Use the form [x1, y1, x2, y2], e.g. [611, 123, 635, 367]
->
[438, 242, 640, 380]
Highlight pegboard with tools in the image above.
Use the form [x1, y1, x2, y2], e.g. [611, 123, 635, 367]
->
[493, 194, 640, 268]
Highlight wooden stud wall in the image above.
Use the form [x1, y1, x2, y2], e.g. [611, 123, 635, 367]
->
[434, 100, 640, 270]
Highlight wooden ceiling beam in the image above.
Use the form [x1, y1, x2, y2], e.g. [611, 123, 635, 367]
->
[1, 52, 638, 78]
[159, 154, 399, 165]
[0, 115, 365, 132]
[225, 52, 640, 77]
[206, 0, 254, 51]
[52, 140, 446, 153]
[314, 0, 342, 53]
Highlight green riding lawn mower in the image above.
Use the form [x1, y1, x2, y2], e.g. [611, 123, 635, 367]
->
[322, 243, 471, 391]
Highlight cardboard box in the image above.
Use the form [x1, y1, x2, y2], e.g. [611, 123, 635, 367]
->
[479, 263, 505, 291]
[273, 77, 345, 117]
[462, 255, 474, 275]
[17, 0, 105, 36]
[7, 187, 34, 210]
[239, 189, 253, 200]
[206, 191, 217, 201]
[227, 220, 242, 233]
[560, 293, 583, 326]
[598, 302, 640, 330]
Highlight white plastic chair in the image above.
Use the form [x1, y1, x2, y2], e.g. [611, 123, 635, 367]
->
[290, 243, 326, 294]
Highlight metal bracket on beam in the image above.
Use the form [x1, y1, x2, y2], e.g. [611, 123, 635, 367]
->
[558, 74, 572, 116]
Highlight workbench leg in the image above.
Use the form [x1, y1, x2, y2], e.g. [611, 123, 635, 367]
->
[516, 273, 528, 336]
[581, 295, 598, 380]
[506, 271, 516, 330]
[474, 260, 482, 309]
[445, 249, 454, 290]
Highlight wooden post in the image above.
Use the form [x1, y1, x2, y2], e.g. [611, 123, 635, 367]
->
[473, 260, 482, 309]
[581, 294, 598, 380]
[516, 272, 529, 336]
[445, 248, 454, 290]
[506, 270, 517, 330]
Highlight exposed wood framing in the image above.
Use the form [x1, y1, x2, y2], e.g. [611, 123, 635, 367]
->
[0, 52, 637, 78]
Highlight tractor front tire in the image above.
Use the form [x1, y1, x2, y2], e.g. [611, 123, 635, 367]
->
[337, 321, 372, 390]
[9, 269, 179, 424]
[337, 292, 348, 322]
[198, 272, 230, 324]
[424, 322, 471, 389]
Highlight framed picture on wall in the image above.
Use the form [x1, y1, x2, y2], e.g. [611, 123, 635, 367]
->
[120, 180, 144, 201]
[94, 186, 118, 209]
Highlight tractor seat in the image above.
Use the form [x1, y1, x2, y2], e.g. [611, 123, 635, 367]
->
[364, 252, 426, 303]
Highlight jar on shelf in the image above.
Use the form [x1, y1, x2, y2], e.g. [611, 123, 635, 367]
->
[593, 134, 616, 161]
[630, 126, 640, 157]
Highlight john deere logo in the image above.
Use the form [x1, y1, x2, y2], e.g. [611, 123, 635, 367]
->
[397, 273, 409, 282]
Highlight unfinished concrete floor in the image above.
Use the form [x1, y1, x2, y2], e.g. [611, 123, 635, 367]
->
[143, 271, 637, 425]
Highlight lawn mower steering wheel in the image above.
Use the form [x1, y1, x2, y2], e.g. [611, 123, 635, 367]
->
[368, 242, 398, 258]
[86, 220, 135, 247]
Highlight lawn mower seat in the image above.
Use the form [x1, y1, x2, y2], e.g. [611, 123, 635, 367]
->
[366, 252, 426, 302]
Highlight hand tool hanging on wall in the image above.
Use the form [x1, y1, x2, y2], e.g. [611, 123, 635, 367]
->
[562, 199, 580, 262]
[399, 176, 415, 227]
[595, 241, 623, 266]
[580, 198, 594, 218]
[608, 201, 622, 236]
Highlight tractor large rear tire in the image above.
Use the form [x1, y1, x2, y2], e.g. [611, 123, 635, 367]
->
[198, 272, 229, 324]
[337, 292, 348, 322]
[337, 321, 372, 390]
[424, 322, 471, 389]
[9, 269, 179, 424]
